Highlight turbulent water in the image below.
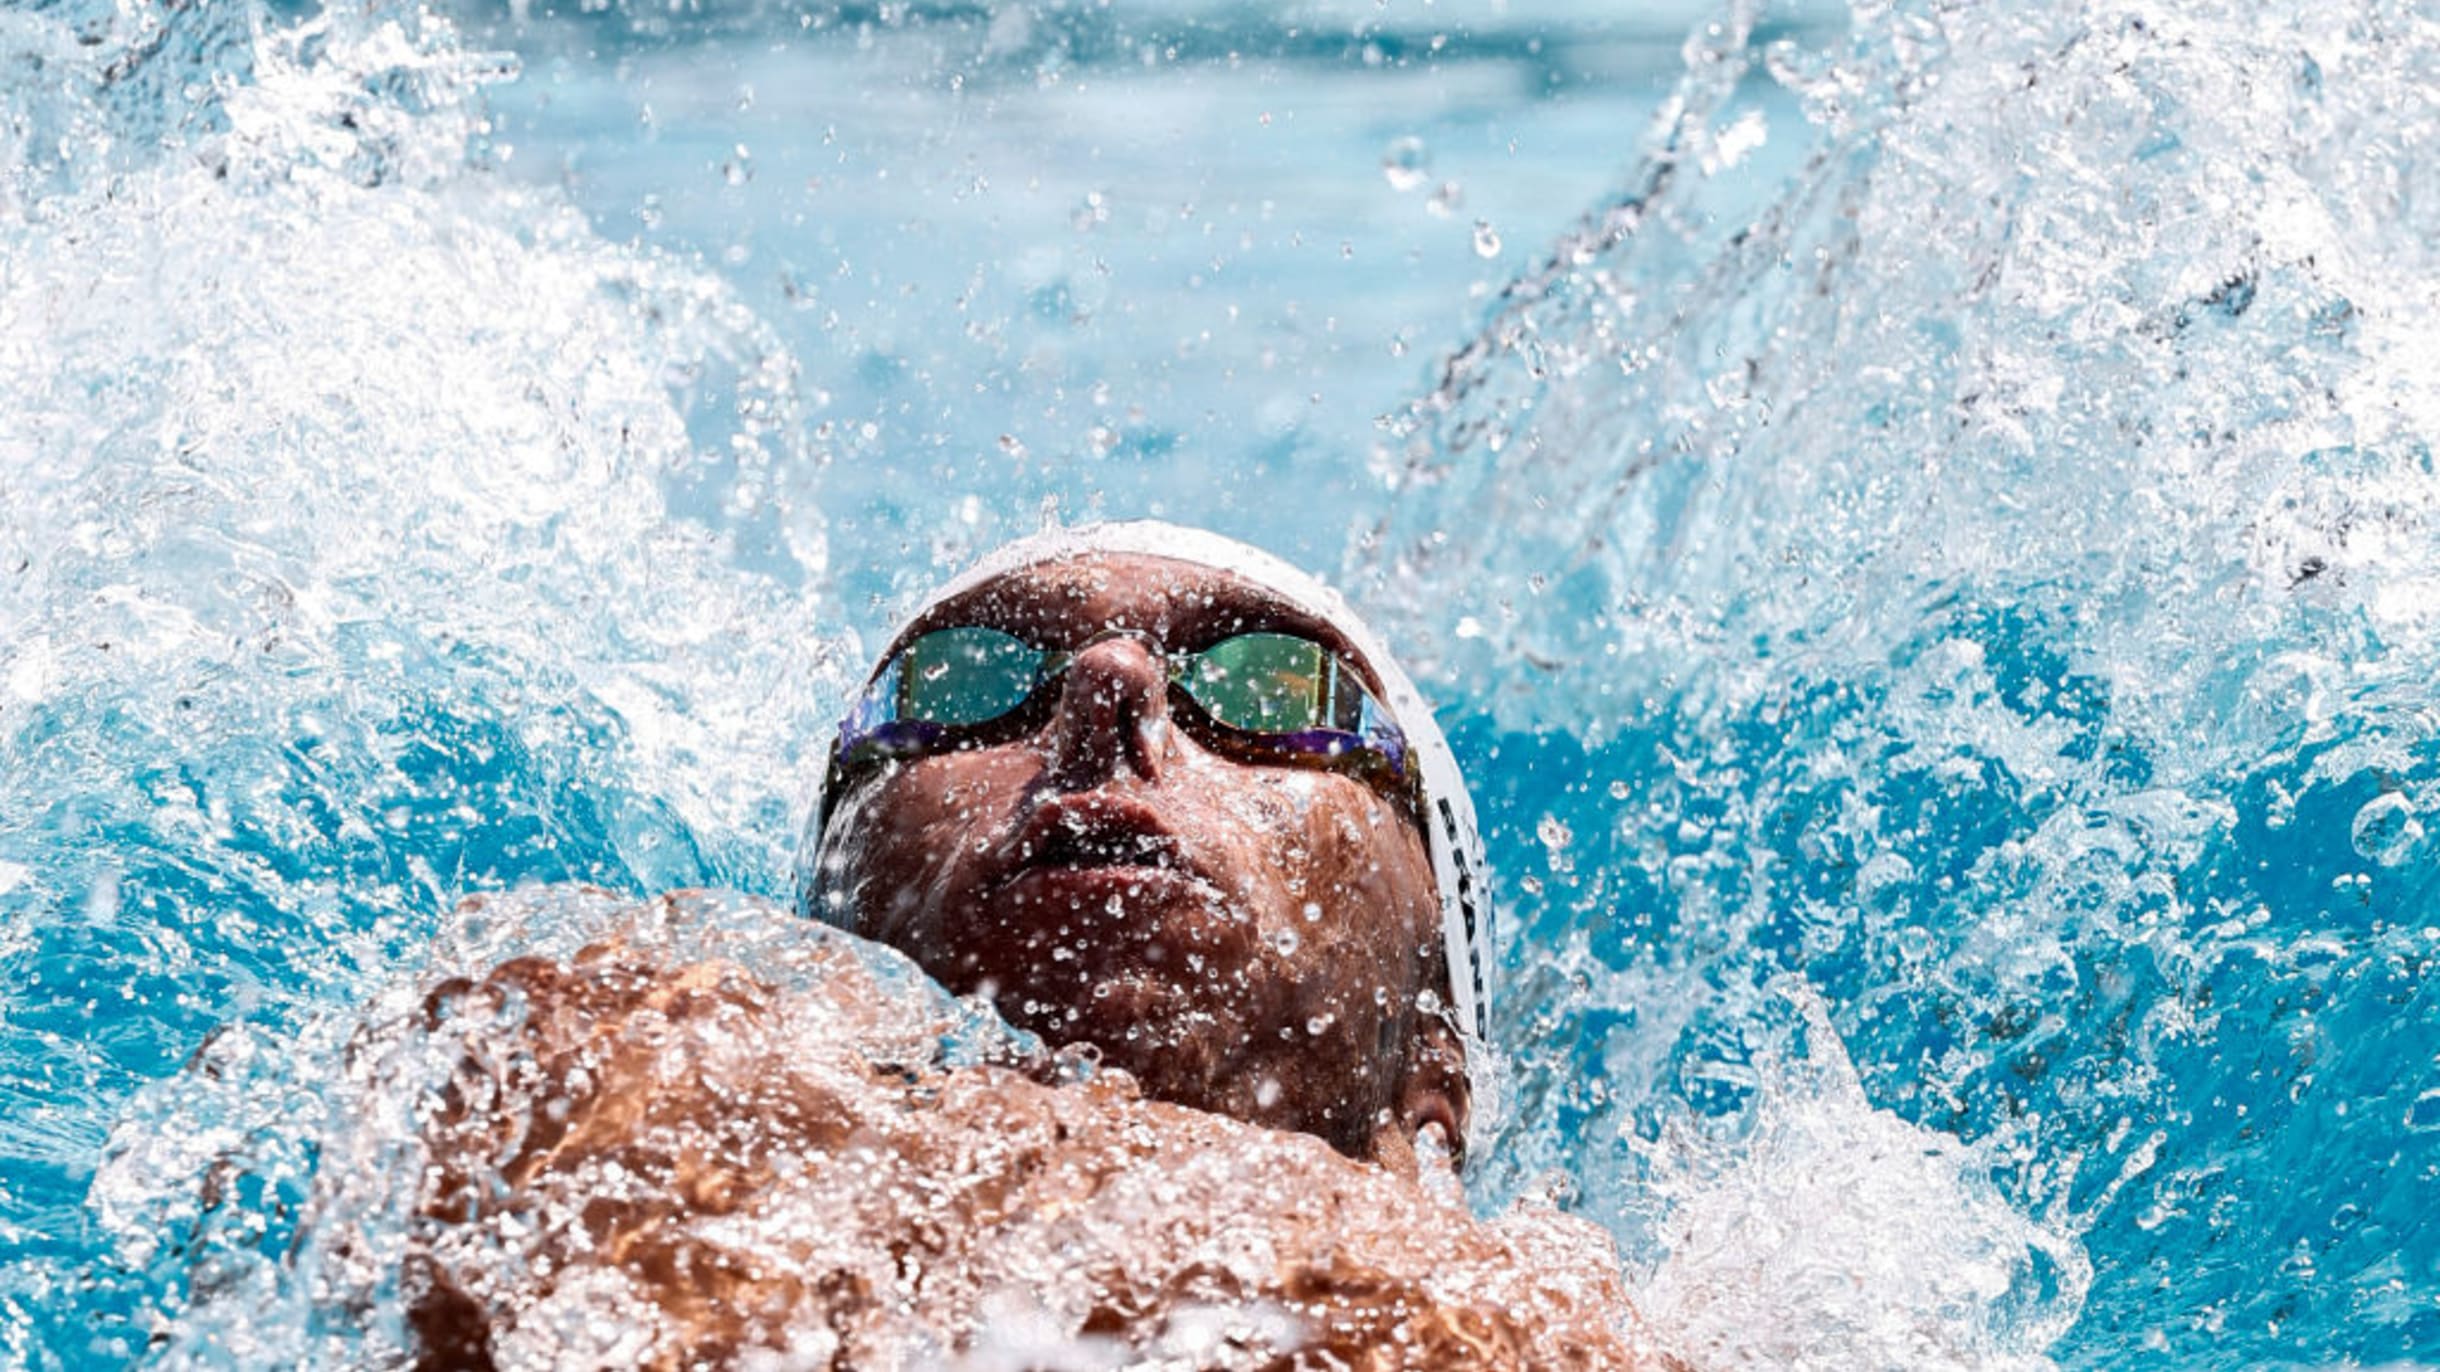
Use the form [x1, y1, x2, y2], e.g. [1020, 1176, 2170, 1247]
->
[0, 2, 845, 1360]
[2, 0, 2436, 1367]
[1365, 1, 2440, 1365]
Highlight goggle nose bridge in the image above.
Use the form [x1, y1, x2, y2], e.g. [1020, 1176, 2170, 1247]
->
[1037, 626, 1197, 692]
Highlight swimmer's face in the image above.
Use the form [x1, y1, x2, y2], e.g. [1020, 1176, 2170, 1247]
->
[817, 552, 1466, 1163]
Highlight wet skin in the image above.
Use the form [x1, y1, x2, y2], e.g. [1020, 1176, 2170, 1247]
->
[814, 552, 1467, 1163]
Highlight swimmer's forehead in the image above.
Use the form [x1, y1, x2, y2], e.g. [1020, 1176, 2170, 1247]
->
[885, 552, 1383, 689]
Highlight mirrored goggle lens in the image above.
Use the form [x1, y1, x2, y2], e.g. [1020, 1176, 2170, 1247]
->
[1177, 631, 1364, 734]
[893, 625, 1044, 725]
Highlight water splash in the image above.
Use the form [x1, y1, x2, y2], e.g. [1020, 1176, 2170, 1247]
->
[88, 889, 1035, 1368]
[1631, 982, 2088, 1370]
[0, 1, 839, 1357]
[1364, 0, 2440, 1364]
[1370, 0, 2440, 738]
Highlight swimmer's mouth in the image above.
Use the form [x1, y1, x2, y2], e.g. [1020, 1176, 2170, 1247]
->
[1011, 795, 1201, 878]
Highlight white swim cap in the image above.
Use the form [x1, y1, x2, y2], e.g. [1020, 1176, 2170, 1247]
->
[808, 520, 1495, 1087]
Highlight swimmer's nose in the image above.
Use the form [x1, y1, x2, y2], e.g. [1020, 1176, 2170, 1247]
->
[1041, 634, 1172, 791]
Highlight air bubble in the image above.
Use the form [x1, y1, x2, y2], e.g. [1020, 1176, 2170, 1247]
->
[1471, 220, 1501, 257]
[1381, 136, 1431, 192]
[2350, 793, 2423, 866]
[1070, 190, 1110, 232]
[1052, 1041, 1101, 1085]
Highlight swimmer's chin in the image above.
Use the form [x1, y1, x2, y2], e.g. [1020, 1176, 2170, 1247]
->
[1005, 970, 1230, 1100]
[1075, 966, 1201, 1029]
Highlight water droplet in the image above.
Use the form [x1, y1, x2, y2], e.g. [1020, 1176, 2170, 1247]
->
[998, 433, 1027, 459]
[1608, 779, 1631, 800]
[1053, 1041, 1101, 1085]
[1471, 220, 1502, 258]
[1427, 181, 1464, 217]
[2350, 792, 2423, 865]
[1537, 816, 1573, 850]
[1301, 900, 1322, 923]
[1270, 928, 1300, 956]
[1381, 135, 1430, 192]
[1305, 1013, 1335, 1036]
[1255, 1076, 1282, 1108]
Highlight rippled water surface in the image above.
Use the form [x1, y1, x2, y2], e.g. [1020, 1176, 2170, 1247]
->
[5, 0, 2438, 1366]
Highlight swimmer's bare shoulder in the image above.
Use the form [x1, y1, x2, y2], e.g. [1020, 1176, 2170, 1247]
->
[403, 893, 1681, 1371]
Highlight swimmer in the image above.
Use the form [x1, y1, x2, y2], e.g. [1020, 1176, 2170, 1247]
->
[402, 524, 1673, 1369]
[804, 521, 1489, 1169]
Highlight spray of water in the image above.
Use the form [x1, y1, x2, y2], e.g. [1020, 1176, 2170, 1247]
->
[0, 1, 841, 1357]
[1362, 0, 2440, 1364]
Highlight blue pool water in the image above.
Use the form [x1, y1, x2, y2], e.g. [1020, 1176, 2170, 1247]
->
[4, 0, 2438, 1365]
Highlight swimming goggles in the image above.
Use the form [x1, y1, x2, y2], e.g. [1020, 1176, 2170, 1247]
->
[829, 624, 1413, 792]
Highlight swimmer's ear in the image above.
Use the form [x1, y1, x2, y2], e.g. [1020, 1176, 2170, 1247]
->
[1388, 1010, 1470, 1172]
